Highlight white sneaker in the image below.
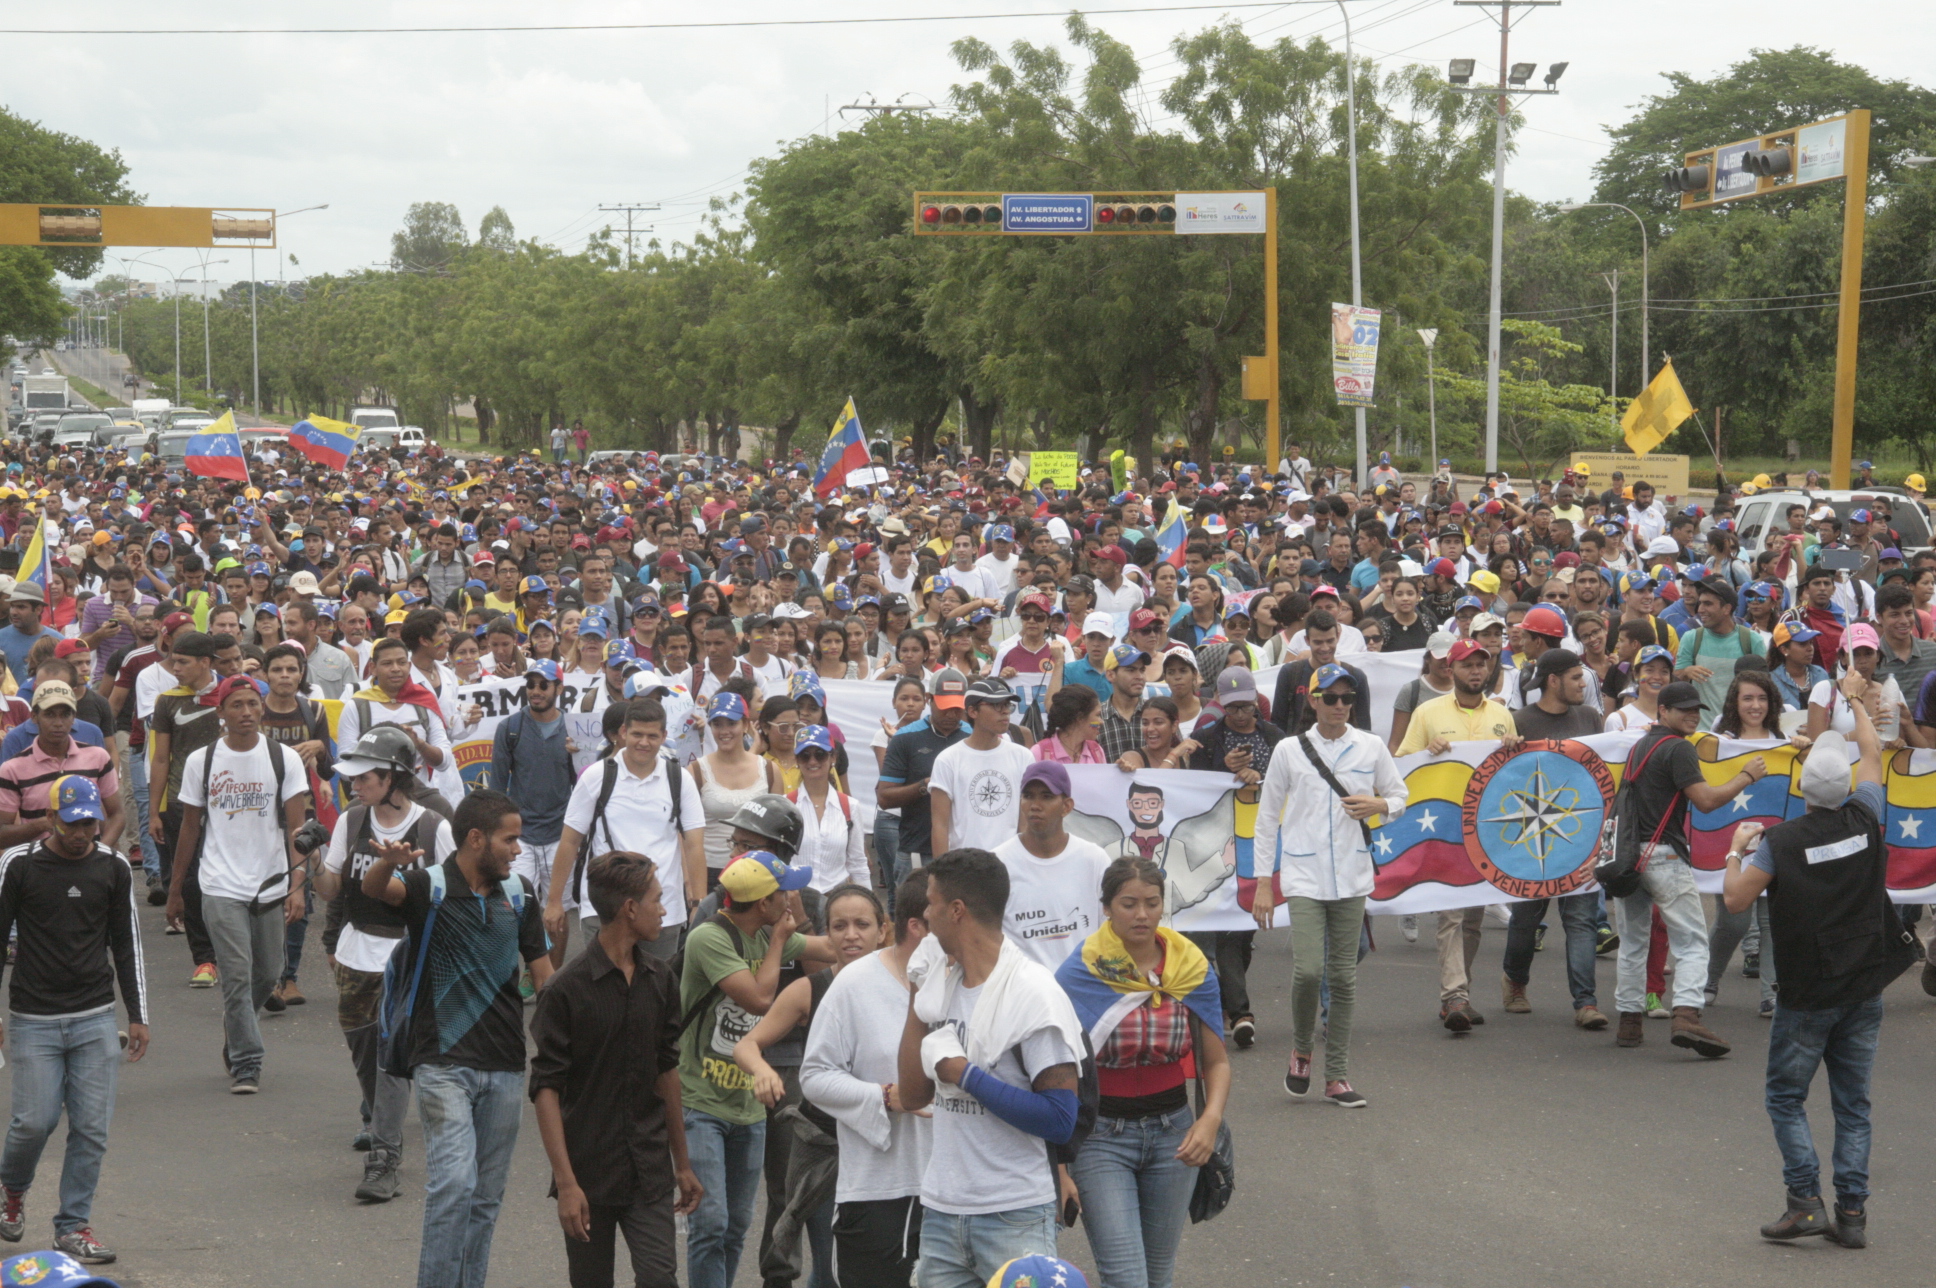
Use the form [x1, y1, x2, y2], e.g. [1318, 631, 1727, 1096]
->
[1400, 915, 1419, 943]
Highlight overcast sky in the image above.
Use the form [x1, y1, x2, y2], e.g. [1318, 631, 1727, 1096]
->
[12, 0, 1931, 288]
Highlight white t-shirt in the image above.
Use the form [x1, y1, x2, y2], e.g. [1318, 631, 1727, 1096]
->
[881, 564, 920, 598]
[930, 739, 1034, 854]
[323, 803, 456, 973]
[992, 834, 1114, 971]
[974, 552, 1020, 598]
[562, 754, 706, 924]
[175, 738, 308, 903]
[941, 563, 994, 602]
[745, 652, 793, 696]
[1604, 703, 1655, 733]
[1810, 676, 1903, 743]
[922, 978, 1080, 1215]
[799, 952, 934, 1204]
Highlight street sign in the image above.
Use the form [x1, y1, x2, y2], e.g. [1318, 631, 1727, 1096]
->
[1713, 141, 1758, 202]
[1569, 451, 1689, 498]
[1173, 192, 1267, 234]
[1000, 194, 1092, 233]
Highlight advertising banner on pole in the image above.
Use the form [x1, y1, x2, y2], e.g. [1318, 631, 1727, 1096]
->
[1331, 303, 1381, 407]
[1173, 192, 1267, 234]
[1796, 118, 1848, 186]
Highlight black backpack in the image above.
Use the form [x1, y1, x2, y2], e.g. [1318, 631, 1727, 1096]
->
[1593, 730, 1680, 899]
[572, 754, 685, 897]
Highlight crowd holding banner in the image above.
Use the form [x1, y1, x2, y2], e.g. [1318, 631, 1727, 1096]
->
[0, 411, 1928, 1283]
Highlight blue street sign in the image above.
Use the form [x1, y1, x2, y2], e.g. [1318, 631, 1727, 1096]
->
[1001, 193, 1092, 233]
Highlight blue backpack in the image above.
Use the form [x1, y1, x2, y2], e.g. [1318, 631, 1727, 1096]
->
[378, 866, 526, 1079]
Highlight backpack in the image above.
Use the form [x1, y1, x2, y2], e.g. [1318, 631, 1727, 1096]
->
[354, 697, 435, 748]
[1593, 730, 1682, 899]
[669, 912, 747, 1034]
[573, 754, 685, 898]
[378, 864, 528, 1079]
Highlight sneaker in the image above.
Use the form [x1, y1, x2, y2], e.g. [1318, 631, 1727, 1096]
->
[1759, 997, 1776, 1020]
[278, 980, 306, 1006]
[1645, 991, 1670, 1019]
[1595, 925, 1619, 956]
[263, 986, 286, 1014]
[1284, 1053, 1312, 1097]
[1465, 1003, 1485, 1026]
[1669, 1006, 1730, 1059]
[146, 886, 166, 907]
[0, 1186, 23, 1242]
[189, 962, 217, 988]
[231, 1075, 259, 1095]
[1703, 983, 1719, 1008]
[163, 920, 184, 935]
[355, 1151, 403, 1203]
[52, 1226, 114, 1265]
[1575, 1005, 1609, 1031]
[1325, 1080, 1366, 1108]
[1533, 923, 1547, 952]
[1742, 952, 1760, 979]
[1824, 1204, 1868, 1249]
[351, 1129, 373, 1152]
[1439, 1001, 1473, 1033]
[1616, 1011, 1645, 1047]
[1230, 1016, 1255, 1050]
[1759, 1192, 1827, 1241]
[1501, 975, 1530, 1014]
[519, 971, 536, 1003]
[1400, 914, 1418, 943]
[1921, 954, 1936, 998]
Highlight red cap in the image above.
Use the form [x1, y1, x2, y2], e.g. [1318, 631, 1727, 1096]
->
[1019, 592, 1054, 615]
[656, 553, 688, 573]
[852, 542, 875, 560]
[1091, 545, 1127, 566]
[1428, 558, 1457, 579]
[1448, 502, 1469, 515]
[1129, 608, 1162, 632]
[1554, 551, 1581, 569]
[1522, 605, 1568, 639]
[1448, 638, 1488, 663]
[162, 611, 194, 634]
[53, 639, 88, 659]
[211, 675, 260, 706]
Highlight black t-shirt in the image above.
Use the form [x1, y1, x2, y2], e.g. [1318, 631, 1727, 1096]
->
[1514, 702, 1605, 740]
[1628, 729, 1704, 857]
[879, 719, 968, 855]
[1373, 610, 1436, 653]
[397, 859, 549, 1073]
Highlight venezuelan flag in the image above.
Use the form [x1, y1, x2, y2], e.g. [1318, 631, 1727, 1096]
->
[184, 411, 249, 481]
[1882, 748, 1936, 892]
[813, 397, 871, 498]
[1686, 737, 1805, 870]
[16, 511, 50, 594]
[289, 414, 363, 470]
[1154, 500, 1187, 568]
[1370, 754, 1484, 900]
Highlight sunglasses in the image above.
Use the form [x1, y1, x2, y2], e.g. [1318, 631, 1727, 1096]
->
[1316, 692, 1353, 706]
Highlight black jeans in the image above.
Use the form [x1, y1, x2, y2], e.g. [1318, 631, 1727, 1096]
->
[161, 806, 215, 968]
[1186, 930, 1253, 1020]
[832, 1196, 922, 1288]
[563, 1190, 678, 1288]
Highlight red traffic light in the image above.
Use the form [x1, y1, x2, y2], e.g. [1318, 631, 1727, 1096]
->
[1096, 206, 1116, 224]
[920, 205, 941, 225]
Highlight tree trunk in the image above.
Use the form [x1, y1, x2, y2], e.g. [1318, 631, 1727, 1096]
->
[1185, 351, 1222, 470]
[773, 410, 801, 462]
[960, 386, 998, 462]
[1131, 365, 1157, 475]
[1029, 409, 1056, 451]
[473, 396, 493, 446]
[913, 399, 948, 468]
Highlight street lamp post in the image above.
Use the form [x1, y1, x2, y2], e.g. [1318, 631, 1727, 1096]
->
[1417, 328, 1439, 465]
[1559, 200, 1650, 394]
[1601, 269, 1618, 424]
[1336, 0, 1368, 489]
[1449, 2, 1565, 474]
[254, 205, 327, 420]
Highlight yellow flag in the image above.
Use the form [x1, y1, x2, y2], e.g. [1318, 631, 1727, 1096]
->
[1621, 359, 1694, 456]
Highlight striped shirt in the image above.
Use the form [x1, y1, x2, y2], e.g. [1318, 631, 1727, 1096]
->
[0, 738, 118, 822]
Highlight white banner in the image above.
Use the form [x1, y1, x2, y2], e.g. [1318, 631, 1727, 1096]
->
[1173, 191, 1267, 234]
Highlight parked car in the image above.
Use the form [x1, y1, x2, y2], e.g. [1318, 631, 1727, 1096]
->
[1733, 487, 1933, 561]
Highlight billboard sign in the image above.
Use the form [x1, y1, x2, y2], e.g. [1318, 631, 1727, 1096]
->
[1795, 119, 1848, 186]
[1173, 192, 1266, 234]
[1331, 304, 1382, 408]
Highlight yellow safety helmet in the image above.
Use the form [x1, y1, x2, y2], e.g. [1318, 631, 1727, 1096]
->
[1907, 473, 1927, 492]
[1752, 473, 1771, 488]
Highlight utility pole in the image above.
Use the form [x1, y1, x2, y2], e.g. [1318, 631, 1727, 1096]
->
[839, 93, 936, 121]
[1450, 1, 1565, 474]
[1602, 268, 1618, 426]
[598, 203, 660, 269]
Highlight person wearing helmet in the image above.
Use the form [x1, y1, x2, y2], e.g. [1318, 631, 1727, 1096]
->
[312, 721, 455, 1203]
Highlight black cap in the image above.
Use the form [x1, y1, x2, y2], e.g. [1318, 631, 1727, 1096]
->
[1658, 681, 1704, 711]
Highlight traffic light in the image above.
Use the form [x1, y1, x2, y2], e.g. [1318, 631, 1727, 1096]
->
[1742, 147, 1792, 178]
[1094, 201, 1176, 231]
[1663, 163, 1712, 206]
[915, 197, 1004, 234]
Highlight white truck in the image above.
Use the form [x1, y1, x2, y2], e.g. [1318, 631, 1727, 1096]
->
[21, 374, 70, 413]
[131, 397, 171, 429]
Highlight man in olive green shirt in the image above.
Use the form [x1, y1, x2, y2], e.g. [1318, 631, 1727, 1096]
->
[678, 851, 835, 1288]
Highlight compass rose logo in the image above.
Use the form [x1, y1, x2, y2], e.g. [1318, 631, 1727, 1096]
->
[1461, 740, 1615, 898]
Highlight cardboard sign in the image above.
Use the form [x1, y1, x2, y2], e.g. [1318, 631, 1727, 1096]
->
[1027, 451, 1079, 489]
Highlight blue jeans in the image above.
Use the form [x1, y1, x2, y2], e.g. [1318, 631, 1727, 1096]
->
[1069, 1109, 1195, 1288]
[684, 1109, 766, 1288]
[917, 1203, 1057, 1288]
[0, 1011, 121, 1236]
[1766, 995, 1884, 1206]
[127, 743, 159, 879]
[1502, 893, 1600, 1009]
[414, 1064, 524, 1288]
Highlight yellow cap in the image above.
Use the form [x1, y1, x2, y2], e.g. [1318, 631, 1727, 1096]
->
[1908, 473, 1926, 492]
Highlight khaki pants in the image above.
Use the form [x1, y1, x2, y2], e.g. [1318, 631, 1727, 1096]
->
[1436, 907, 1485, 1005]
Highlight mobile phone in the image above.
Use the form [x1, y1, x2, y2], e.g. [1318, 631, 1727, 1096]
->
[1061, 1195, 1080, 1228]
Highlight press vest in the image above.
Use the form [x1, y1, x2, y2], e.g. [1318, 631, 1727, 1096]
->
[1763, 797, 1916, 1010]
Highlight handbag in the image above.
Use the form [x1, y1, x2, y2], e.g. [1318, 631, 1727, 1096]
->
[1186, 1015, 1235, 1224]
[1592, 731, 1679, 899]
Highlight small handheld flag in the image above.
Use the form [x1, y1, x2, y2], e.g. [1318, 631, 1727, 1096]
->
[1621, 359, 1694, 457]
[813, 397, 872, 498]
[288, 414, 363, 470]
[184, 411, 250, 481]
[15, 511, 50, 595]
[1154, 500, 1187, 568]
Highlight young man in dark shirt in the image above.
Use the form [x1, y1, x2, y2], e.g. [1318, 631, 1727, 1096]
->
[876, 669, 968, 911]
[531, 852, 701, 1288]
[0, 776, 147, 1266]
[363, 788, 553, 1288]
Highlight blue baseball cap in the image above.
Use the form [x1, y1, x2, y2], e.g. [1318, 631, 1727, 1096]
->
[604, 638, 635, 665]
[1453, 595, 1485, 613]
[525, 659, 562, 684]
[989, 1255, 1089, 1288]
[788, 671, 825, 704]
[1109, 641, 1150, 670]
[519, 576, 552, 596]
[1309, 662, 1357, 694]
[795, 724, 835, 755]
[1635, 644, 1676, 670]
[990, 524, 1015, 543]
[718, 849, 813, 901]
[577, 617, 609, 638]
[707, 692, 748, 723]
[50, 775, 105, 824]
[0, 1249, 119, 1287]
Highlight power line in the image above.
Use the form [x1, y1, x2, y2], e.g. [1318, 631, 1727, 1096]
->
[0, 3, 1362, 36]
[598, 204, 661, 268]
[1503, 280, 1936, 319]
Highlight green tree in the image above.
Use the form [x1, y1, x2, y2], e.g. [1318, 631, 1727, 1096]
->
[390, 202, 468, 273]
[1439, 320, 1613, 476]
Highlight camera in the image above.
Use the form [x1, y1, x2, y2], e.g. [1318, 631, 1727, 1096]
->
[292, 818, 330, 858]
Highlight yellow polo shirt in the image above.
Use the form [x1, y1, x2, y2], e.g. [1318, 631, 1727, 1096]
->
[1395, 692, 1515, 756]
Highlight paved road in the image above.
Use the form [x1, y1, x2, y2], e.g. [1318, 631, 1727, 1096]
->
[39, 349, 275, 427]
[30, 897, 1936, 1288]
